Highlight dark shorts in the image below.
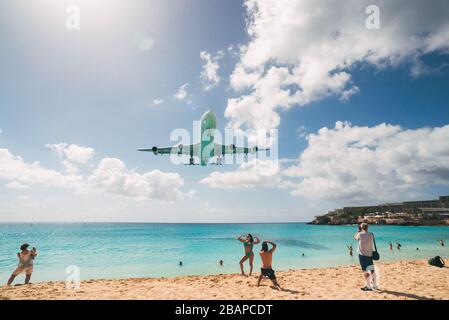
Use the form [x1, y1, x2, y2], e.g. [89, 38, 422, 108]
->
[359, 254, 374, 271]
[261, 268, 276, 280]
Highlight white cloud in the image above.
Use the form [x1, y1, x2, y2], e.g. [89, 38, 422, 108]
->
[0, 147, 191, 202]
[339, 86, 360, 102]
[296, 126, 308, 140]
[86, 158, 192, 201]
[200, 50, 224, 91]
[200, 122, 449, 203]
[5, 181, 30, 189]
[0, 148, 83, 190]
[46, 143, 95, 164]
[229, 63, 261, 91]
[174, 83, 189, 101]
[200, 159, 280, 190]
[153, 99, 164, 105]
[61, 160, 80, 175]
[0, 128, 3, 134]
[284, 122, 449, 202]
[225, 0, 449, 134]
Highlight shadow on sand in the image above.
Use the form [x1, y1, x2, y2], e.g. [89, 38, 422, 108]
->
[379, 289, 434, 300]
[267, 285, 299, 294]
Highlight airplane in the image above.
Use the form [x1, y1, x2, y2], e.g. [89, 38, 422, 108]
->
[137, 110, 269, 166]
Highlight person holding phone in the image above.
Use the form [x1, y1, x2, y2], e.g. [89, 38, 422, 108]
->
[7, 243, 37, 286]
[354, 223, 378, 291]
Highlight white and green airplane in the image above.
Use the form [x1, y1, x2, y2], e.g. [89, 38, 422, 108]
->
[138, 110, 269, 166]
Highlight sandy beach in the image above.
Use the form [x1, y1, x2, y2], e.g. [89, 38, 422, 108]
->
[0, 259, 447, 300]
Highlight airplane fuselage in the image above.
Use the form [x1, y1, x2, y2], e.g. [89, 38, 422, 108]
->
[199, 111, 217, 166]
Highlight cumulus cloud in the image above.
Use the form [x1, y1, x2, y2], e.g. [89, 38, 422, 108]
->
[200, 50, 224, 91]
[225, 0, 449, 134]
[200, 159, 281, 190]
[174, 83, 189, 101]
[86, 158, 192, 201]
[46, 143, 95, 164]
[200, 122, 449, 203]
[153, 99, 164, 105]
[0, 148, 83, 190]
[5, 181, 30, 189]
[0, 147, 191, 201]
[284, 122, 449, 201]
[296, 126, 308, 140]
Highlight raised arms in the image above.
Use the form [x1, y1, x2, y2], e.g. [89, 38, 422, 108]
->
[267, 241, 277, 253]
[237, 235, 246, 243]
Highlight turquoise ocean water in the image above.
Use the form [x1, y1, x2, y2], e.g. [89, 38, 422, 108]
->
[0, 223, 448, 283]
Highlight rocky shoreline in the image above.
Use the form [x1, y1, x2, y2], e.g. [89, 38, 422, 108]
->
[308, 213, 449, 226]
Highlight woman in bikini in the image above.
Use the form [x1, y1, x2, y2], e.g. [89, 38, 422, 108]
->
[237, 234, 260, 276]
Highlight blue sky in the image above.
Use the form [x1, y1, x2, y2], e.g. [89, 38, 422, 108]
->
[1, 0, 449, 222]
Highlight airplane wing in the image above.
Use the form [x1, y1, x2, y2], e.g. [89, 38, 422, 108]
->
[213, 143, 269, 156]
[137, 143, 200, 156]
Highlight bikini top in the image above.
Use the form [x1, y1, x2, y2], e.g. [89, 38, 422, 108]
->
[244, 242, 253, 249]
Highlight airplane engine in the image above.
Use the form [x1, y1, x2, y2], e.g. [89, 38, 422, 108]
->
[152, 146, 158, 155]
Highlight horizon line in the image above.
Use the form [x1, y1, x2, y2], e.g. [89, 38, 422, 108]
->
[0, 221, 310, 224]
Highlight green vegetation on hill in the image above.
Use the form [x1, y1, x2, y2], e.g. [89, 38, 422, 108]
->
[309, 196, 449, 226]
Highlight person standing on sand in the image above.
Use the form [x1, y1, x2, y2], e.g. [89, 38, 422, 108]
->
[7, 244, 37, 286]
[237, 234, 260, 276]
[354, 223, 378, 291]
[257, 241, 281, 290]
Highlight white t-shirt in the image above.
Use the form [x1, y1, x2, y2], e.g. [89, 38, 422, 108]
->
[355, 231, 374, 257]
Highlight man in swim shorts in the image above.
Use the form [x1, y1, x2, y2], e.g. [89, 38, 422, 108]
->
[257, 240, 281, 290]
